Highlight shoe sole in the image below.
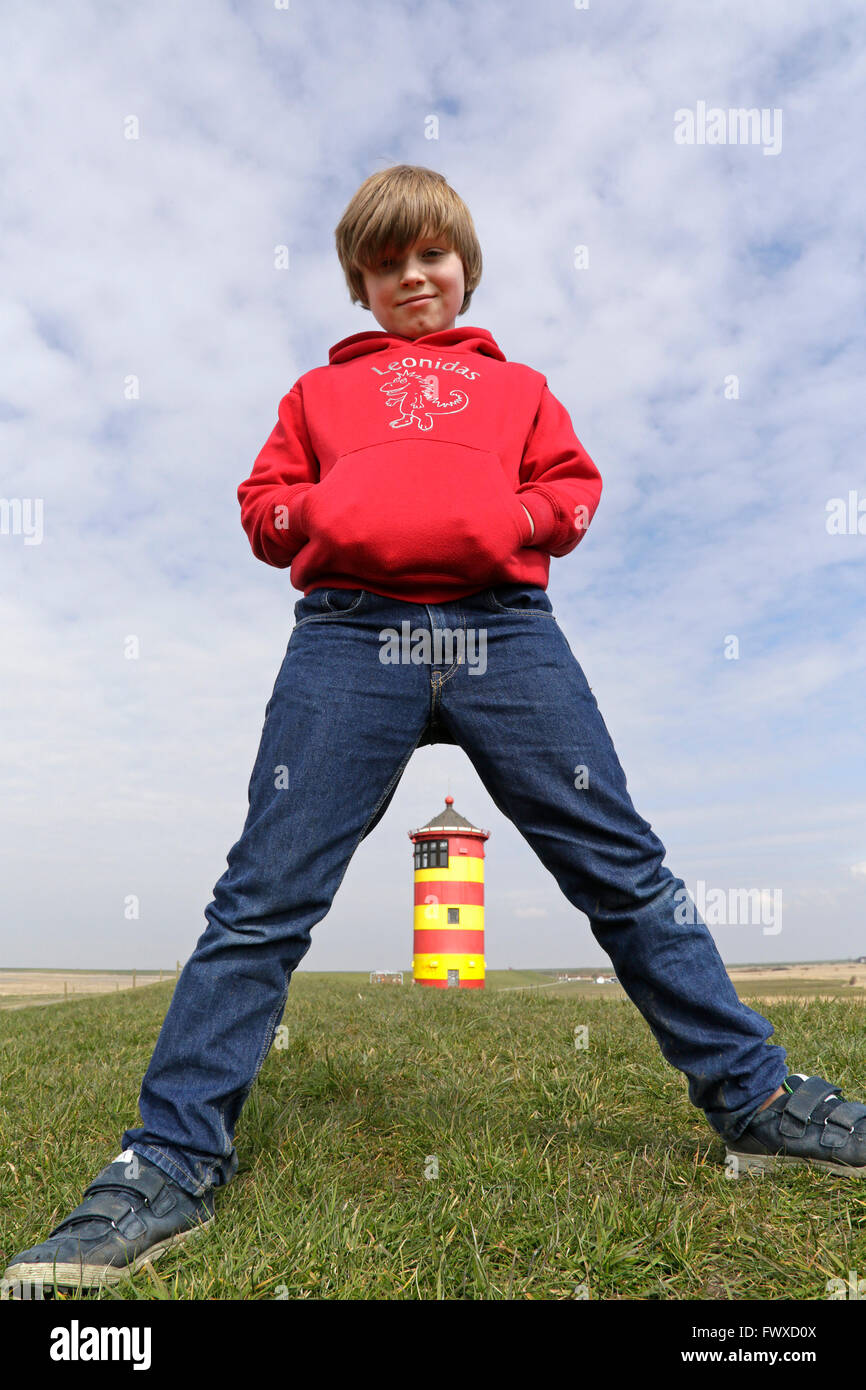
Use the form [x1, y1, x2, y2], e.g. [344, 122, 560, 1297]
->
[2, 1212, 214, 1294]
[726, 1148, 866, 1179]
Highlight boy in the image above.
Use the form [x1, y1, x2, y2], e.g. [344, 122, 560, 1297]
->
[6, 164, 865, 1295]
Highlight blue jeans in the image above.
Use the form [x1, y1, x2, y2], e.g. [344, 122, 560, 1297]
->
[122, 583, 787, 1196]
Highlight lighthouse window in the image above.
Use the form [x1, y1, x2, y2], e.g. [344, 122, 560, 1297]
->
[414, 840, 449, 868]
[447, 907, 460, 923]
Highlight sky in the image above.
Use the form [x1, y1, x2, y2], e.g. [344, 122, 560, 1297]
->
[1, 0, 864, 975]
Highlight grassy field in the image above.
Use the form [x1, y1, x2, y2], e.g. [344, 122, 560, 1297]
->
[1, 970, 865, 1301]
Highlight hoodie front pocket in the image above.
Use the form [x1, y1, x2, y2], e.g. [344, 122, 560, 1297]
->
[301, 439, 532, 583]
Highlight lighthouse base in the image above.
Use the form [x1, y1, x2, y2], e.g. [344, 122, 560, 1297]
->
[414, 976, 485, 989]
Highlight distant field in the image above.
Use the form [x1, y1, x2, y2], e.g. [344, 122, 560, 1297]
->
[1, 970, 865, 1301]
[492, 962, 866, 1004]
[0, 970, 170, 1011]
[3, 961, 865, 1011]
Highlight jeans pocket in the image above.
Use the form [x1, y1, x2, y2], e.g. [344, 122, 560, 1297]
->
[292, 587, 368, 628]
[322, 587, 367, 614]
[485, 583, 555, 616]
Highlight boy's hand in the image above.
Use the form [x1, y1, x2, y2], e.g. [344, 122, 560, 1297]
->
[521, 503, 535, 539]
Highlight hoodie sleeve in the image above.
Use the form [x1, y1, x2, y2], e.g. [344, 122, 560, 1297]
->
[515, 382, 602, 556]
[237, 383, 318, 568]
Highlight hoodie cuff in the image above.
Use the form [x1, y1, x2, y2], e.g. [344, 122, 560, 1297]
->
[517, 489, 558, 548]
[290, 486, 314, 538]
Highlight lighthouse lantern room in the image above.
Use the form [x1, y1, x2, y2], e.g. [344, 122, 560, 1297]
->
[408, 795, 490, 989]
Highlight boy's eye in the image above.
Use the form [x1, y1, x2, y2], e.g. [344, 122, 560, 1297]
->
[379, 248, 444, 268]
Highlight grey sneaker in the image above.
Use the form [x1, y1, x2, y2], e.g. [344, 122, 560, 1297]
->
[1, 1149, 215, 1295]
[726, 1074, 866, 1178]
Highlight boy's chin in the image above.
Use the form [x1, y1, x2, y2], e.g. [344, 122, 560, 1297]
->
[382, 316, 455, 339]
[366, 302, 457, 338]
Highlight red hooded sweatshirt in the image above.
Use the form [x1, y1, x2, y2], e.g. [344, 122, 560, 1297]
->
[237, 325, 602, 603]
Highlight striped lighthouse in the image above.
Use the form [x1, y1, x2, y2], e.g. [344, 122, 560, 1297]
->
[408, 796, 489, 989]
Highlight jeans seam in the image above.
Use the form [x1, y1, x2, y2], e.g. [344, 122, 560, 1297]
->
[221, 975, 292, 1147]
[354, 721, 429, 845]
[273, 720, 431, 963]
[429, 610, 467, 687]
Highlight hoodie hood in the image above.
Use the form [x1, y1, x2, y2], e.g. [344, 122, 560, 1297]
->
[328, 325, 507, 366]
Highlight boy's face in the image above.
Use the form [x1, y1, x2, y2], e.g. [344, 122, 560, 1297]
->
[360, 231, 465, 338]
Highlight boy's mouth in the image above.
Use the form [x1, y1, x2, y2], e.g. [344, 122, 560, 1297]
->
[398, 294, 434, 306]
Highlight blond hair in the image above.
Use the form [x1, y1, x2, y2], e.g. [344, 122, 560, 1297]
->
[334, 164, 482, 316]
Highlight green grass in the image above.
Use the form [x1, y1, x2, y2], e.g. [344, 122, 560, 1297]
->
[1, 974, 864, 1301]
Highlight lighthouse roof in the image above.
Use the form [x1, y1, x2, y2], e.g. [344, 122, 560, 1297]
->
[409, 795, 488, 838]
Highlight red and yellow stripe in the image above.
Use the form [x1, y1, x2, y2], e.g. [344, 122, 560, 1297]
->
[412, 837, 486, 988]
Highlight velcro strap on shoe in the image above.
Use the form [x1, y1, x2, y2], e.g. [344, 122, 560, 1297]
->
[819, 1099, 866, 1149]
[115, 1207, 149, 1240]
[52, 1190, 141, 1230]
[47, 1212, 123, 1239]
[82, 1161, 168, 1207]
[778, 1076, 842, 1138]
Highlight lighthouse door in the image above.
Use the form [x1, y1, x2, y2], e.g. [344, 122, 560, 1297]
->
[447, 969, 459, 988]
